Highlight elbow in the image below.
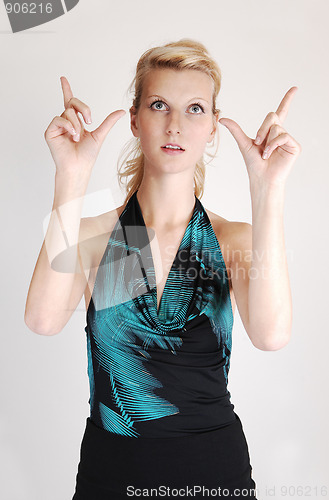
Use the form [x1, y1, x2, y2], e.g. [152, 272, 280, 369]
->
[250, 329, 291, 351]
[24, 312, 61, 336]
[248, 313, 292, 351]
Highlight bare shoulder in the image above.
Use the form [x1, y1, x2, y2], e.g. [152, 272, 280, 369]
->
[78, 204, 126, 312]
[205, 208, 252, 318]
[79, 203, 126, 271]
[205, 208, 252, 268]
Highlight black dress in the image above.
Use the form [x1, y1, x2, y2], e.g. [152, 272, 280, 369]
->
[72, 190, 257, 499]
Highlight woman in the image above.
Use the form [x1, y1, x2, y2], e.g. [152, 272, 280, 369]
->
[25, 39, 301, 498]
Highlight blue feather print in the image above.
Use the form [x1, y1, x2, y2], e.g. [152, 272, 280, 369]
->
[84, 191, 235, 437]
[88, 304, 181, 436]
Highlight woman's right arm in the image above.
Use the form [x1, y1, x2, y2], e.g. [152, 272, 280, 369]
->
[24, 77, 125, 335]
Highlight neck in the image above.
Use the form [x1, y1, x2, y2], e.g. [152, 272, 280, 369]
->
[136, 177, 196, 230]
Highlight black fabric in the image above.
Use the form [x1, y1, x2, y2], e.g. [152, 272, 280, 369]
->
[72, 190, 258, 496]
[84, 191, 237, 438]
[72, 416, 257, 499]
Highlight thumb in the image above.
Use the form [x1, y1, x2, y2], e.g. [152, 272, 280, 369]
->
[92, 109, 126, 145]
[219, 117, 251, 152]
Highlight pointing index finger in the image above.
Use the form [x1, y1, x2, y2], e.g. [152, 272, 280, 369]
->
[60, 76, 74, 109]
[276, 86, 298, 123]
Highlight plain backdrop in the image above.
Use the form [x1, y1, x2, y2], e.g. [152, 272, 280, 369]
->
[1, 0, 328, 498]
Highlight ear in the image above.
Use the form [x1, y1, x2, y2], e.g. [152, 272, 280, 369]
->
[130, 105, 139, 138]
[207, 111, 219, 143]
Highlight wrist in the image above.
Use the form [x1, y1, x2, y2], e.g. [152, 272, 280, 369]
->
[250, 179, 286, 200]
[250, 181, 286, 217]
[54, 171, 89, 199]
[53, 179, 87, 211]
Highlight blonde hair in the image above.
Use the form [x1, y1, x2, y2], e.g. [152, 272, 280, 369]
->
[117, 38, 222, 205]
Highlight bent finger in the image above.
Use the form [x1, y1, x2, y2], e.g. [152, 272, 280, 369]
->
[262, 132, 298, 160]
[45, 116, 77, 140]
[62, 108, 84, 142]
[66, 96, 92, 124]
[254, 111, 281, 146]
[263, 123, 286, 153]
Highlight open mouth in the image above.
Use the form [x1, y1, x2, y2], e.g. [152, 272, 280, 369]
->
[161, 144, 185, 151]
[161, 147, 185, 154]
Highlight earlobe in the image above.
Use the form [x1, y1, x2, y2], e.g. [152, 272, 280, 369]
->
[130, 107, 139, 138]
[207, 125, 216, 143]
[131, 121, 139, 138]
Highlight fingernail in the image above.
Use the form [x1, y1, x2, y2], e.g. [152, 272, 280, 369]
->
[254, 136, 261, 145]
[74, 134, 80, 141]
[86, 117, 92, 124]
[264, 146, 270, 153]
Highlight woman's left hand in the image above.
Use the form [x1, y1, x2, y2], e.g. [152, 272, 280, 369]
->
[219, 87, 302, 189]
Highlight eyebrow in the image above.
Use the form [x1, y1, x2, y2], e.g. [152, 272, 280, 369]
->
[147, 94, 210, 104]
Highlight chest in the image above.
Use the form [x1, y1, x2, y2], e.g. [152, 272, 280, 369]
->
[146, 225, 236, 317]
[147, 227, 186, 313]
[85, 217, 236, 318]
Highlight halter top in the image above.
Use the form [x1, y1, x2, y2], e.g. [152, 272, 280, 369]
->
[84, 190, 236, 438]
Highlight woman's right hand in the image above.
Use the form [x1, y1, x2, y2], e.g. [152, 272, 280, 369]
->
[44, 76, 126, 176]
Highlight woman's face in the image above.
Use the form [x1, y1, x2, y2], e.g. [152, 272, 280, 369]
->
[130, 68, 218, 175]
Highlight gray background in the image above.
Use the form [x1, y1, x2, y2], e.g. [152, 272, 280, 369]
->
[1, 0, 328, 498]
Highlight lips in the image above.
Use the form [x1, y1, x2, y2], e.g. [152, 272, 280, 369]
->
[161, 143, 185, 151]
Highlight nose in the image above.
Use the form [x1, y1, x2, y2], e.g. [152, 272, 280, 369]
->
[166, 110, 181, 135]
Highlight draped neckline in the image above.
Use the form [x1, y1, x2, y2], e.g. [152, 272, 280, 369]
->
[133, 190, 198, 322]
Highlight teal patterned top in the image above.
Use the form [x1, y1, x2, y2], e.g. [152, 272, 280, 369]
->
[84, 190, 236, 438]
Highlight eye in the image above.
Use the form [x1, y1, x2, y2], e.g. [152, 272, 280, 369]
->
[149, 99, 205, 114]
[150, 100, 167, 111]
[189, 103, 205, 114]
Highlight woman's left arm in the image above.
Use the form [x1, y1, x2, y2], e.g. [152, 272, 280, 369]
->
[219, 87, 302, 351]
